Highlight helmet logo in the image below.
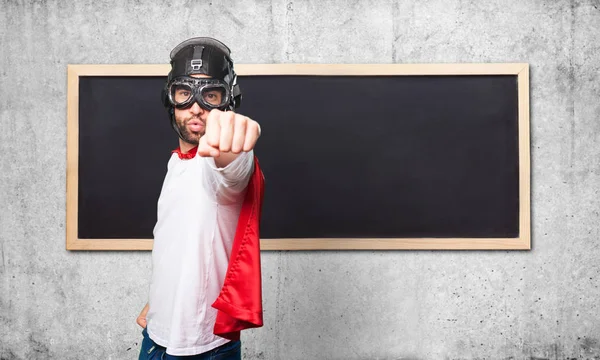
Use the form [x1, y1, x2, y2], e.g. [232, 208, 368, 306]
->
[190, 59, 203, 71]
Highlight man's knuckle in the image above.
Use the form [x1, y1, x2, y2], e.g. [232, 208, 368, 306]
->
[221, 112, 234, 126]
[249, 121, 259, 133]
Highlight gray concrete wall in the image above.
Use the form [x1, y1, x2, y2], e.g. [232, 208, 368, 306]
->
[1, 0, 599, 359]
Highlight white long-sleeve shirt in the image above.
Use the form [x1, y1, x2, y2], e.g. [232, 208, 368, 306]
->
[146, 149, 254, 356]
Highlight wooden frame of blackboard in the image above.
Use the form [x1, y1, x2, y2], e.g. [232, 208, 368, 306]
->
[66, 63, 530, 251]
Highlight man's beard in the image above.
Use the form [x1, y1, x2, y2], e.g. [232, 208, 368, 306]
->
[176, 116, 203, 145]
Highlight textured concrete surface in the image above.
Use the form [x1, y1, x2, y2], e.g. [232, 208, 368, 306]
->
[1, 0, 600, 359]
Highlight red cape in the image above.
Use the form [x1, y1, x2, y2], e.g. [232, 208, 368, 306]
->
[211, 156, 265, 340]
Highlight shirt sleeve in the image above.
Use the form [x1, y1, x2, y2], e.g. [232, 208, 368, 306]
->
[200, 150, 255, 204]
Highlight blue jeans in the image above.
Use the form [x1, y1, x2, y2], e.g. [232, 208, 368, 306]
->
[139, 327, 241, 360]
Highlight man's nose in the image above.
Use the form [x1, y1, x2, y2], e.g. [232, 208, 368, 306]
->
[189, 101, 205, 115]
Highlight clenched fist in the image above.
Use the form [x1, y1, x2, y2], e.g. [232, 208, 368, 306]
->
[198, 109, 261, 158]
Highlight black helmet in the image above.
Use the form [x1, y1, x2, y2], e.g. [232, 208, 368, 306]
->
[162, 37, 242, 139]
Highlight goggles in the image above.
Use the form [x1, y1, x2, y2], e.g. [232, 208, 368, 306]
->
[166, 77, 231, 110]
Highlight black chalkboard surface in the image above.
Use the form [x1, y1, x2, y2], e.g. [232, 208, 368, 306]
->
[66, 64, 530, 250]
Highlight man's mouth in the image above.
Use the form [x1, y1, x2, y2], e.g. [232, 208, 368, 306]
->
[187, 119, 204, 132]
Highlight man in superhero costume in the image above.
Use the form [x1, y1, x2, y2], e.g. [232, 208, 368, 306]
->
[136, 37, 265, 359]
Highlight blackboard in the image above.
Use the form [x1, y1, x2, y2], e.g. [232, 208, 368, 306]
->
[66, 64, 530, 250]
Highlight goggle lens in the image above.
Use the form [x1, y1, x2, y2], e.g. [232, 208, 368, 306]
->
[168, 78, 230, 110]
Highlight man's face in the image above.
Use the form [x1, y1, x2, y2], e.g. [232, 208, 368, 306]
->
[173, 74, 224, 145]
